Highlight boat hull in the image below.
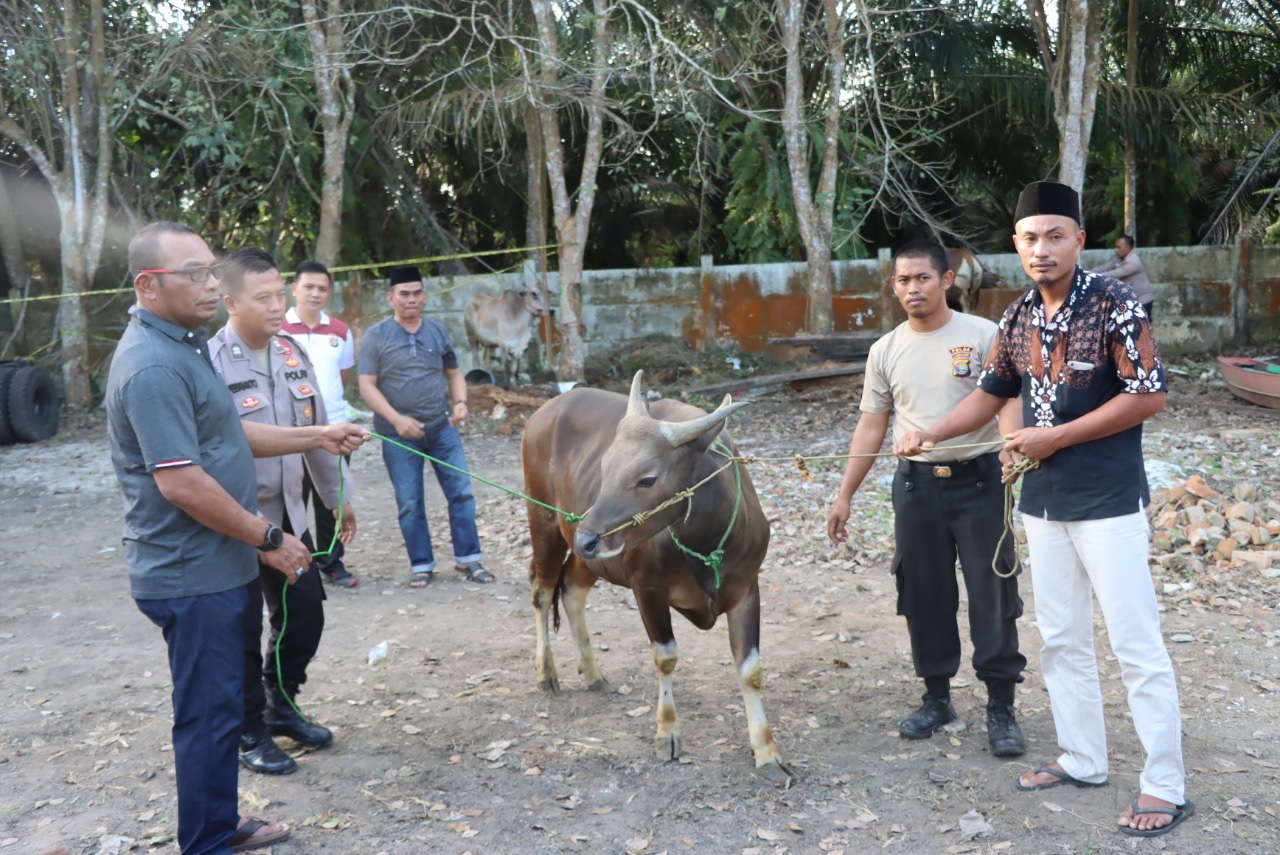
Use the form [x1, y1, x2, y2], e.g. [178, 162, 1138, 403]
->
[1217, 356, 1280, 409]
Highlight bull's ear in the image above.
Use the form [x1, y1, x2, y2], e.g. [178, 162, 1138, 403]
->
[658, 401, 750, 447]
[626, 370, 649, 417]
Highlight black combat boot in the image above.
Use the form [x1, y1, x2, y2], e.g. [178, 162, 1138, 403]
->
[985, 679, 1027, 757]
[265, 685, 333, 748]
[239, 725, 298, 775]
[899, 677, 957, 739]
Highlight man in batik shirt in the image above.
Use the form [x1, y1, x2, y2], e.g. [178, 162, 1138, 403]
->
[893, 181, 1191, 838]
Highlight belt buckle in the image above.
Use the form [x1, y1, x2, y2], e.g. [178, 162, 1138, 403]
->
[932, 465, 952, 478]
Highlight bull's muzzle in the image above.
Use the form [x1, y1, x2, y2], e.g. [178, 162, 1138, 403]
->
[574, 528, 604, 559]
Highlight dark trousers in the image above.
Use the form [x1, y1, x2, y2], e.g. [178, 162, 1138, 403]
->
[137, 582, 251, 855]
[891, 453, 1026, 684]
[303, 459, 346, 575]
[244, 516, 326, 730]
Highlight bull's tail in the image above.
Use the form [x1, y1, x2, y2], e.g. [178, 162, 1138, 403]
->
[550, 557, 567, 633]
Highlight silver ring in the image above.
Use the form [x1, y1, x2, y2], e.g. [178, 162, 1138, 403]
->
[295, 567, 306, 575]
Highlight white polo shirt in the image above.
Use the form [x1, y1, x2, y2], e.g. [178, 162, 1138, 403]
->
[281, 307, 356, 423]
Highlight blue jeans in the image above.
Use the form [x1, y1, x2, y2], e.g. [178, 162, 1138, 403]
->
[381, 420, 482, 572]
[136, 582, 251, 855]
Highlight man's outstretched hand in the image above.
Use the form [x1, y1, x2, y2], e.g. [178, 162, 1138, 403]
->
[321, 423, 371, 455]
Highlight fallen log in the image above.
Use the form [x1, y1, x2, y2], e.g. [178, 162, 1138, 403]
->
[767, 331, 881, 361]
[682, 363, 866, 398]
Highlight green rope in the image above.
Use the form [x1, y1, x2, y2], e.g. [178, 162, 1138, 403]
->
[372, 431, 582, 522]
[667, 442, 742, 590]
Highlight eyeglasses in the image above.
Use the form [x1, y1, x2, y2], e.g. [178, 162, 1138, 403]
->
[407, 330, 418, 357]
[139, 261, 225, 284]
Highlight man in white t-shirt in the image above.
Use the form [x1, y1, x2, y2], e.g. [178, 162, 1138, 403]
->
[282, 260, 358, 587]
[827, 240, 1028, 758]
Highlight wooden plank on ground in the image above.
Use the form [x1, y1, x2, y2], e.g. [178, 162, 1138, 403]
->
[682, 363, 866, 398]
[767, 331, 882, 360]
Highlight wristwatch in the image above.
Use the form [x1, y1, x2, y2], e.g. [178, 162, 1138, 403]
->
[260, 523, 284, 552]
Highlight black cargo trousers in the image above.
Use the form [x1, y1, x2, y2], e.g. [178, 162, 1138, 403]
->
[890, 452, 1026, 683]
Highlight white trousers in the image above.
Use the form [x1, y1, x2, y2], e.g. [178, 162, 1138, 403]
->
[1022, 509, 1185, 804]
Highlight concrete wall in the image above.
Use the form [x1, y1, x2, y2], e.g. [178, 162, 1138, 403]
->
[329, 242, 1280, 367]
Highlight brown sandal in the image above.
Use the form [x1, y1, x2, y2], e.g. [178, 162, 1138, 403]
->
[231, 817, 291, 852]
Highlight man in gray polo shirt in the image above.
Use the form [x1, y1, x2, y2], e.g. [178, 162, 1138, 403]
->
[358, 264, 491, 587]
[107, 221, 368, 855]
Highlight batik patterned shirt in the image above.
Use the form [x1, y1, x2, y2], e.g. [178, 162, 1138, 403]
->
[977, 266, 1165, 521]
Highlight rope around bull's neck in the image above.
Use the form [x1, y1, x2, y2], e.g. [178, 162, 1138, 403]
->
[367, 432, 1036, 581]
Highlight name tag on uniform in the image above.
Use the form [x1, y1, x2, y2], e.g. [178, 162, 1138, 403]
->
[1067, 360, 1095, 371]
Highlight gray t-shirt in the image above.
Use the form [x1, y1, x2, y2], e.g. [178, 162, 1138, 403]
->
[358, 316, 458, 436]
[861, 311, 1002, 463]
[106, 306, 259, 599]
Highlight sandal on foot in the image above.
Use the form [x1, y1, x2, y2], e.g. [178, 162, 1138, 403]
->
[1119, 799, 1195, 837]
[408, 570, 434, 588]
[456, 562, 494, 583]
[231, 817, 291, 852]
[323, 566, 358, 588]
[1015, 765, 1108, 791]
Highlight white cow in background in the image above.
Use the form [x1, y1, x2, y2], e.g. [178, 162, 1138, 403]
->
[946, 248, 986, 313]
[464, 288, 546, 387]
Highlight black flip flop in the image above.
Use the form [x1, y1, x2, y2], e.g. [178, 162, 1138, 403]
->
[456, 562, 495, 583]
[231, 817, 291, 852]
[1015, 765, 1109, 791]
[1119, 799, 1195, 837]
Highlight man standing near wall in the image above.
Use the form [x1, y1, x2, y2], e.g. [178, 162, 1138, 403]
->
[107, 222, 369, 854]
[358, 265, 492, 588]
[1089, 235, 1154, 319]
[282, 259, 359, 588]
[894, 182, 1191, 837]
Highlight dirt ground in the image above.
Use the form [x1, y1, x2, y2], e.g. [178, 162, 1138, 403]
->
[2, 363, 1278, 855]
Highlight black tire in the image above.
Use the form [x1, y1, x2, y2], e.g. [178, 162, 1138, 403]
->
[6, 365, 60, 443]
[0, 362, 21, 445]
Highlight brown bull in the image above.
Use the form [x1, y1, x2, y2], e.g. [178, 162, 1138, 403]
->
[520, 371, 792, 784]
[946, 248, 984, 313]
[464, 288, 545, 387]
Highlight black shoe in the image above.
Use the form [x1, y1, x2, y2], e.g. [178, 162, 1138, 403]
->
[899, 694, 957, 739]
[265, 687, 333, 748]
[239, 727, 297, 775]
[986, 699, 1027, 757]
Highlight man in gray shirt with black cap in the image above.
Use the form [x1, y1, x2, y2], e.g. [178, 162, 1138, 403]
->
[358, 265, 491, 588]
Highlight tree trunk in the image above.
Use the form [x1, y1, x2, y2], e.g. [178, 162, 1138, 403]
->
[302, 0, 354, 268]
[1123, 0, 1139, 238]
[1026, 0, 1102, 194]
[529, 0, 610, 383]
[778, 0, 842, 333]
[56, 196, 92, 407]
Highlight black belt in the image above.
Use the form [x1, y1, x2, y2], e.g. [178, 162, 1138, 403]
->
[900, 453, 997, 478]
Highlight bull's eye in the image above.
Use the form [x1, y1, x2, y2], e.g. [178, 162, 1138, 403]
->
[637, 476, 657, 489]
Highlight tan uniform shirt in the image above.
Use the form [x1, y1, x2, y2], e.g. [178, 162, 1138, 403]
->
[209, 324, 350, 534]
[861, 311, 1001, 462]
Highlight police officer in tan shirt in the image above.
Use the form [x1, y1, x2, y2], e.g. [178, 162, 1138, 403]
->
[827, 240, 1028, 758]
[210, 247, 357, 775]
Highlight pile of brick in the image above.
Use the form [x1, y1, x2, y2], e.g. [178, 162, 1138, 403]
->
[1148, 475, 1280, 577]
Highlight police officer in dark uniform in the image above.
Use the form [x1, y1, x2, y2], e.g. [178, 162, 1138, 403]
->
[210, 247, 357, 775]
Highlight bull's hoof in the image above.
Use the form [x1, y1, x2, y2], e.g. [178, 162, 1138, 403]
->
[654, 732, 682, 762]
[753, 760, 796, 787]
[586, 676, 614, 693]
[537, 676, 561, 695]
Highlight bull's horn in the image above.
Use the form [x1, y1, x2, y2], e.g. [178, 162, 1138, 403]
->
[659, 400, 750, 447]
[627, 370, 648, 416]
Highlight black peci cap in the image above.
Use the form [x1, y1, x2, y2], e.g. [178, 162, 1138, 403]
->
[1014, 181, 1081, 225]
[387, 265, 423, 287]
